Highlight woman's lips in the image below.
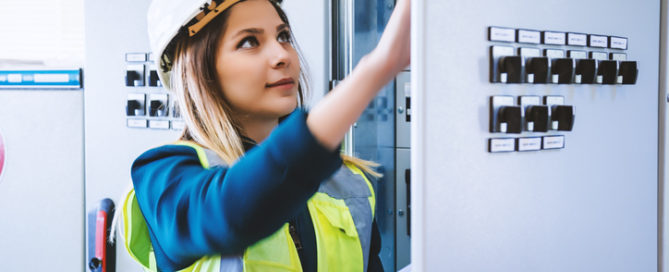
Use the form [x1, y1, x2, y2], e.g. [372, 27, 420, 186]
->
[266, 78, 295, 89]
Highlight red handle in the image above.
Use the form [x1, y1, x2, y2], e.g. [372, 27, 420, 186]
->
[95, 211, 108, 272]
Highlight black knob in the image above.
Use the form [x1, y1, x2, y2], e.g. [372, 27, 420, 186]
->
[598, 60, 618, 85]
[619, 61, 638, 85]
[150, 100, 167, 117]
[551, 58, 574, 84]
[498, 106, 522, 134]
[89, 257, 102, 270]
[172, 104, 181, 118]
[551, 105, 575, 131]
[499, 56, 522, 83]
[575, 59, 596, 84]
[125, 71, 141, 87]
[126, 100, 143, 116]
[149, 70, 160, 87]
[525, 105, 549, 132]
[526, 57, 549, 84]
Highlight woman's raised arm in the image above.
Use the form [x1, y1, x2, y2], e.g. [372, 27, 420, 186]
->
[307, 0, 411, 151]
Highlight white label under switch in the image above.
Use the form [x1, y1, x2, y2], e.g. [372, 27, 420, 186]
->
[518, 137, 542, 151]
[611, 53, 627, 61]
[545, 49, 565, 59]
[568, 50, 587, 59]
[518, 30, 541, 44]
[149, 120, 170, 129]
[171, 120, 186, 130]
[543, 31, 566, 45]
[489, 138, 515, 153]
[489, 27, 516, 42]
[590, 52, 608, 61]
[127, 119, 148, 128]
[567, 33, 587, 46]
[589, 35, 608, 48]
[126, 53, 147, 62]
[610, 36, 628, 50]
[543, 136, 565, 149]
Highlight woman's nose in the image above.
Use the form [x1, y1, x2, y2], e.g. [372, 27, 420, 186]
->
[269, 41, 291, 69]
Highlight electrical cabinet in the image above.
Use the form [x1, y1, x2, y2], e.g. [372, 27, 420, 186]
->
[412, 0, 660, 271]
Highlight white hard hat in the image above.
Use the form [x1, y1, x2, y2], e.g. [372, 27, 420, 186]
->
[147, 0, 244, 89]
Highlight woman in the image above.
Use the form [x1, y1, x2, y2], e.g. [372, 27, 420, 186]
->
[120, 0, 410, 271]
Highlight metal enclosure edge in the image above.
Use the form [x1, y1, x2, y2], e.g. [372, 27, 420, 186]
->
[661, 0, 668, 270]
[410, 0, 425, 270]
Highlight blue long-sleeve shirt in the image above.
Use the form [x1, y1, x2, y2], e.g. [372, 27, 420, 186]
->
[131, 109, 383, 271]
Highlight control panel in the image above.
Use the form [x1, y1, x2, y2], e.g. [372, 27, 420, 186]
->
[487, 26, 637, 153]
[124, 52, 184, 130]
[489, 27, 638, 85]
[489, 95, 573, 152]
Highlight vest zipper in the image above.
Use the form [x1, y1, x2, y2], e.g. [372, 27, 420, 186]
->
[288, 220, 303, 251]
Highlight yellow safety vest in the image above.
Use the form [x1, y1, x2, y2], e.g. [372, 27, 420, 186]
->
[122, 141, 376, 272]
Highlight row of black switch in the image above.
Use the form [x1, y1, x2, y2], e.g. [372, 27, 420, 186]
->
[493, 103, 574, 134]
[126, 67, 161, 87]
[126, 99, 179, 118]
[499, 57, 637, 84]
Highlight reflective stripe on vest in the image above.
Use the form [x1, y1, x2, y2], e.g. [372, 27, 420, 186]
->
[123, 141, 376, 272]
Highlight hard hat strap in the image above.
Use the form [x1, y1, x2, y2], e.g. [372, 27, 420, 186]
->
[187, 0, 244, 37]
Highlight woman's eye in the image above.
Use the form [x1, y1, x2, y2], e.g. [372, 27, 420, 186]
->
[278, 31, 292, 43]
[237, 36, 259, 49]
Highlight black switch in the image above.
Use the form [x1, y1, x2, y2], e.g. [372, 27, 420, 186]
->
[173, 104, 182, 118]
[551, 105, 575, 131]
[525, 105, 549, 132]
[526, 57, 549, 83]
[598, 60, 618, 85]
[619, 61, 638, 85]
[149, 70, 160, 87]
[405, 97, 411, 122]
[126, 100, 144, 116]
[499, 56, 521, 83]
[551, 58, 574, 84]
[575, 59, 596, 84]
[150, 100, 167, 117]
[126, 71, 141, 87]
[498, 106, 522, 134]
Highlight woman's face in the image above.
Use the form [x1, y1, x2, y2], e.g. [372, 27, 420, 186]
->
[216, 0, 300, 120]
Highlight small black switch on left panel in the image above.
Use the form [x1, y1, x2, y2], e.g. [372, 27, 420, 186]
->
[498, 106, 522, 134]
[126, 71, 141, 87]
[551, 58, 574, 84]
[149, 94, 169, 117]
[125, 64, 145, 87]
[499, 56, 522, 83]
[551, 105, 574, 131]
[619, 61, 638, 85]
[126, 94, 146, 116]
[526, 57, 549, 84]
[598, 60, 618, 85]
[575, 59, 596, 84]
[149, 70, 160, 87]
[525, 105, 549, 132]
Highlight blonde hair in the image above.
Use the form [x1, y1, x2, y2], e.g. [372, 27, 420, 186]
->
[169, 0, 381, 177]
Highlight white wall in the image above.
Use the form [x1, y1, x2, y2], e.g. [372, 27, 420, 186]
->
[0, 0, 84, 66]
[282, 0, 330, 108]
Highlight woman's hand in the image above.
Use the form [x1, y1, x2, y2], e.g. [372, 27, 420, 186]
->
[369, 0, 411, 76]
[307, 0, 411, 151]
